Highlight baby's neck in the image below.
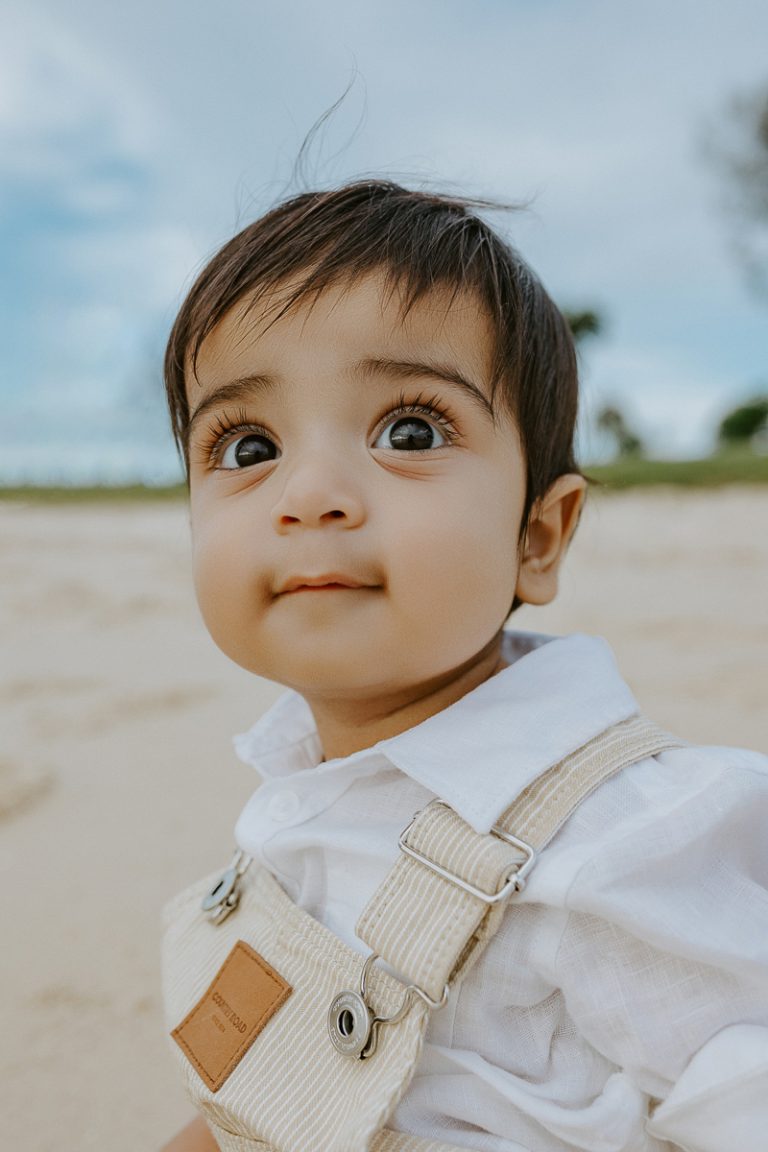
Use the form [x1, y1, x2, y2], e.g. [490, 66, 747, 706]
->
[305, 640, 508, 762]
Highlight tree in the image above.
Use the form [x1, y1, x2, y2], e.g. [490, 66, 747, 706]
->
[714, 84, 768, 293]
[717, 395, 768, 447]
[563, 309, 602, 343]
[596, 404, 645, 458]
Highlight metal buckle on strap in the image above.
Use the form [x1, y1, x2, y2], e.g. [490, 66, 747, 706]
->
[328, 953, 448, 1060]
[398, 802, 536, 903]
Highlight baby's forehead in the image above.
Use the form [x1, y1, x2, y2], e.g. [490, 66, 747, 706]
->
[217, 268, 492, 336]
[190, 269, 499, 401]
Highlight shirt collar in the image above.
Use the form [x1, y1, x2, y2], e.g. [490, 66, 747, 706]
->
[234, 631, 638, 834]
[234, 690, 322, 777]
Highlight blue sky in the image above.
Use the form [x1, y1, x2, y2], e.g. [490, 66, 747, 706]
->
[2, 0, 767, 483]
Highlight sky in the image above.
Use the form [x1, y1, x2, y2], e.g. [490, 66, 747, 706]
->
[1, 0, 767, 484]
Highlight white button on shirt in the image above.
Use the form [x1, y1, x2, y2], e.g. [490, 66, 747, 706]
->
[266, 790, 301, 823]
[233, 631, 768, 1152]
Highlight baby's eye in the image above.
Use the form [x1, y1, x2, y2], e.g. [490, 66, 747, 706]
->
[219, 433, 279, 469]
[373, 416, 448, 452]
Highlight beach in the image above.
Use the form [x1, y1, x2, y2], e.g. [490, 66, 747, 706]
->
[2, 489, 766, 1151]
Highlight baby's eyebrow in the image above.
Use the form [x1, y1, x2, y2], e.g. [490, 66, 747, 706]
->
[354, 357, 495, 421]
[187, 357, 495, 435]
[188, 375, 275, 434]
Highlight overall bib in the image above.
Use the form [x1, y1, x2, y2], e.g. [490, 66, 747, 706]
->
[162, 715, 682, 1152]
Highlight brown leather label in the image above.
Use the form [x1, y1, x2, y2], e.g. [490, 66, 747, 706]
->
[171, 940, 292, 1092]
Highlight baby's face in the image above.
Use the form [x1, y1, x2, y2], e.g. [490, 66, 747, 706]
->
[186, 271, 527, 701]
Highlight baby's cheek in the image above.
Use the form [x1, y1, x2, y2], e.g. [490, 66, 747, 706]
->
[192, 555, 225, 642]
[460, 516, 520, 622]
[191, 533, 239, 645]
[399, 518, 516, 652]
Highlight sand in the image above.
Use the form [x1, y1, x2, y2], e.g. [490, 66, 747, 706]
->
[1, 488, 766, 1150]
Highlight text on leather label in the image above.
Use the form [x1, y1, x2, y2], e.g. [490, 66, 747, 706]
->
[171, 939, 292, 1092]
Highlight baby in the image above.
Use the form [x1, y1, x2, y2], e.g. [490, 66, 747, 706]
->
[160, 181, 768, 1152]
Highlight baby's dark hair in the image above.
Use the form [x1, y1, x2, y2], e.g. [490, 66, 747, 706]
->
[164, 180, 581, 535]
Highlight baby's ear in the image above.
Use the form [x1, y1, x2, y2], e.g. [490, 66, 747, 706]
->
[515, 474, 586, 606]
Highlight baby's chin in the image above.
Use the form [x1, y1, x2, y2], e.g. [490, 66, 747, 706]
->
[250, 649, 492, 710]
[251, 659, 428, 703]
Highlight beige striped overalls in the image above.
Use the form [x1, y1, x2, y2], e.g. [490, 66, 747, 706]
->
[162, 714, 681, 1152]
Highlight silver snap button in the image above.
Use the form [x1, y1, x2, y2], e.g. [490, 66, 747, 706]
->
[201, 866, 238, 912]
[327, 990, 373, 1058]
[200, 851, 250, 925]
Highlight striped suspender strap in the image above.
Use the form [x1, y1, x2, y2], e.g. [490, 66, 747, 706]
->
[356, 714, 686, 1005]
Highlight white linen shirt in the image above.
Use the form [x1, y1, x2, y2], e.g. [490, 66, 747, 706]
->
[233, 631, 768, 1152]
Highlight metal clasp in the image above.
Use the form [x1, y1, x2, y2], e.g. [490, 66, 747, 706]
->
[328, 953, 448, 1060]
[398, 801, 536, 902]
[201, 849, 251, 925]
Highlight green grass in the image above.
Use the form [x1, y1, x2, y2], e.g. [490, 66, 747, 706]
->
[0, 482, 188, 503]
[1, 452, 767, 502]
[585, 451, 768, 490]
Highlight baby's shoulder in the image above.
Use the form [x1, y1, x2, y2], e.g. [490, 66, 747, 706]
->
[676, 735, 767, 767]
[547, 732, 768, 884]
[625, 734, 768, 831]
[649, 736, 768, 795]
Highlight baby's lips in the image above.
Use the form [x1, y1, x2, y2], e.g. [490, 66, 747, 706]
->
[279, 572, 371, 593]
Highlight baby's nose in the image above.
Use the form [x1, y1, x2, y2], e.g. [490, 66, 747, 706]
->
[270, 460, 366, 532]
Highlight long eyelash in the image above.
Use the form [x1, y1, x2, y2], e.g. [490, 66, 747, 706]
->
[193, 390, 459, 468]
[195, 407, 272, 466]
[383, 390, 459, 441]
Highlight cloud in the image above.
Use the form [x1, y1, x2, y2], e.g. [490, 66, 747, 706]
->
[0, 5, 200, 481]
[3, 0, 768, 481]
[0, 6, 158, 173]
[579, 341, 753, 460]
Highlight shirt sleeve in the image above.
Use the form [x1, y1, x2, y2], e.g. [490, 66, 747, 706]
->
[552, 744, 768, 1152]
